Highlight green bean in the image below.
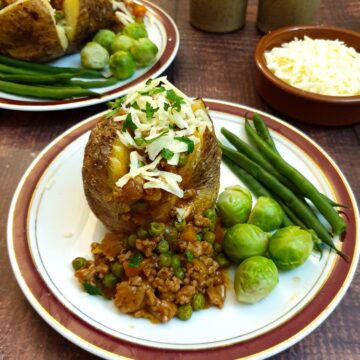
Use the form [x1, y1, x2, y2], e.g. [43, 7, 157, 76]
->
[220, 143, 347, 258]
[68, 77, 118, 88]
[221, 128, 303, 195]
[0, 63, 44, 76]
[244, 120, 346, 236]
[221, 130, 327, 224]
[249, 115, 347, 209]
[0, 80, 98, 99]
[222, 155, 293, 227]
[223, 151, 309, 228]
[0, 73, 75, 84]
[0, 55, 103, 78]
[252, 113, 279, 154]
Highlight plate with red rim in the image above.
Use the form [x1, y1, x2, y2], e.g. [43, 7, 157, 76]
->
[7, 99, 359, 359]
[0, 0, 179, 112]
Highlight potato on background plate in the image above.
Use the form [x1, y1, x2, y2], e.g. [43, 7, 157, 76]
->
[0, 0, 120, 62]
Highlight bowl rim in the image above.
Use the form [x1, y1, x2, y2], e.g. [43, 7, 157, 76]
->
[254, 25, 360, 104]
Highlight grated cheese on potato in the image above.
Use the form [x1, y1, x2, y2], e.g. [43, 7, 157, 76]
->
[264, 36, 360, 96]
[112, 77, 213, 198]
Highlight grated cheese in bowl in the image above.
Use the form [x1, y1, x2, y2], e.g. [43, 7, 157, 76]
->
[108, 77, 213, 199]
[264, 36, 360, 97]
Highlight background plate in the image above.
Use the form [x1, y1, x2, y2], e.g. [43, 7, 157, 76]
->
[7, 100, 359, 359]
[0, 0, 179, 112]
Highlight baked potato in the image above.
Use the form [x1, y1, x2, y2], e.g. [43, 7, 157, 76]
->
[83, 79, 221, 233]
[0, 0, 134, 62]
[63, 0, 115, 50]
[0, 0, 68, 62]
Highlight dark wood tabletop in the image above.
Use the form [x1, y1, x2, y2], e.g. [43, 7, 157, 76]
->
[1, 0, 359, 359]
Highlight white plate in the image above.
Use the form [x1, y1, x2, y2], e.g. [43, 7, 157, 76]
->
[7, 100, 359, 359]
[0, 0, 179, 111]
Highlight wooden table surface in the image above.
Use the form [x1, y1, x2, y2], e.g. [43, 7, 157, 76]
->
[1, 0, 359, 359]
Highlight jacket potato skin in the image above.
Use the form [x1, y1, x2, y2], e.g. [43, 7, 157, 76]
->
[64, 0, 115, 50]
[0, 0, 67, 62]
[82, 115, 135, 233]
[83, 101, 221, 233]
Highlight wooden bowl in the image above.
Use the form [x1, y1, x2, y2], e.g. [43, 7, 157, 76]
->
[254, 25, 360, 126]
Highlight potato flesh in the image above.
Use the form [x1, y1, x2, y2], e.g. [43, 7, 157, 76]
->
[63, 0, 79, 41]
[108, 137, 130, 185]
[63, 0, 115, 49]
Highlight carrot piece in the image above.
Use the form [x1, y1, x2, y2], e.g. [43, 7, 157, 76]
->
[123, 261, 141, 277]
[180, 225, 197, 242]
[133, 4, 147, 17]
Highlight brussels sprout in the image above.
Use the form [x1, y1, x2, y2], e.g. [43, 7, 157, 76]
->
[216, 185, 252, 227]
[111, 34, 136, 54]
[109, 51, 136, 80]
[130, 38, 158, 67]
[234, 256, 278, 304]
[223, 223, 269, 264]
[80, 42, 109, 70]
[122, 22, 148, 39]
[248, 196, 283, 232]
[93, 29, 116, 52]
[269, 226, 313, 270]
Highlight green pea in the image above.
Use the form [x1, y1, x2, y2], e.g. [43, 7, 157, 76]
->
[178, 153, 188, 167]
[157, 239, 169, 253]
[213, 242, 222, 253]
[171, 255, 181, 269]
[72, 257, 86, 270]
[204, 231, 215, 244]
[149, 222, 165, 236]
[174, 268, 185, 280]
[132, 200, 148, 213]
[134, 137, 145, 147]
[127, 234, 137, 248]
[137, 228, 148, 238]
[216, 253, 231, 268]
[111, 262, 123, 278]
[159, 253, 172, 267]
[203, 208, 216, 221]
[191, 293, 205, 311]
[164, 226, 178, 242]
[175, 219, 186, 231]
[177, 304, 193, 321]
[102, 274, 118, 288]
